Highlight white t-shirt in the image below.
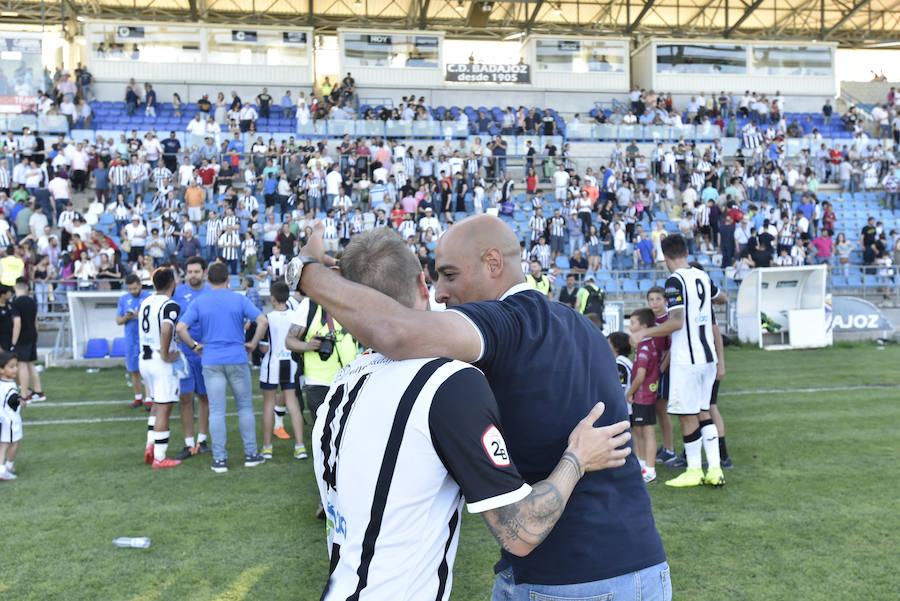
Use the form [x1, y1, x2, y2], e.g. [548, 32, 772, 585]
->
[553, 170, 570, 188]
[178, 164, 195, 187]
[186, 118, 207, 136]
[124, 222, 148, 246]
[325, 170, 343, 195]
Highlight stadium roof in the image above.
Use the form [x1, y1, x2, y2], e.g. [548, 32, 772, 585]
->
[6, 0, 900, 47]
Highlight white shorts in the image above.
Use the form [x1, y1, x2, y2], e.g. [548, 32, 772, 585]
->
[139, 358, 181, 404]
[0, 407, 22, 443]
[668, 363, 717, 415]
[188, 206, 203, 222]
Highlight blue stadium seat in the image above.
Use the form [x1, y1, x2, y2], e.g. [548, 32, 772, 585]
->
[555, 256, 570, 269]
[109, 337, 127, 358]
[84, 338, 109, 358]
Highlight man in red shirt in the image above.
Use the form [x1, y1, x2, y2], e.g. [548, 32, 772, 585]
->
[829, 148, 843, 183]
[822, 201, 837, 235]
[198, 159, 216, 204]
[726, 202, 745, 225]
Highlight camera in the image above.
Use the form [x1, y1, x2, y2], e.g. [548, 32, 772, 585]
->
[316, 334, 336, 361]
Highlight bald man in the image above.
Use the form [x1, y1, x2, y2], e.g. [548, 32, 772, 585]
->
[287, 215, 670, 601]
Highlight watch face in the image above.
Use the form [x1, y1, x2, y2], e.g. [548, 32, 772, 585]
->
[285, 257, 302, 291]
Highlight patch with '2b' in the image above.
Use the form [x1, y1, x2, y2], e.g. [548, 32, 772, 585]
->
[481, 425, 510, 467]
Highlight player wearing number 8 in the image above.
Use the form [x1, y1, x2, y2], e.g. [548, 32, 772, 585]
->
[630, 234, 727, 488]
[138, 267, 184, 470]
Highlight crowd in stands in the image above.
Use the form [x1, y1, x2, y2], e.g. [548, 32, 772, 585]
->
[1, 73, 898, 307]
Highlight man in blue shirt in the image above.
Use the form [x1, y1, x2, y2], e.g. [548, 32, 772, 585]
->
[116, 274, 150, 409]
[176, 262, 268, 473]
[226, 133, 245, 157]
[635, 231, 655, 267]
[290, 215, 669, 600]
[171, 256, 211, 460]
[280, 90, 293, 118]
[160, 131, 181, 173]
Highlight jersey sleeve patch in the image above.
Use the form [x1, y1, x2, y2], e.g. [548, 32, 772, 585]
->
[664, 275, 685, 309]
[481, 425, 511, 467]
[162, 301, 181, 325]
[428, 367, 526, 513]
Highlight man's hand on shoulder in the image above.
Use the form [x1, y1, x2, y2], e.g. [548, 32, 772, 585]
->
[567, 402, 632, 472]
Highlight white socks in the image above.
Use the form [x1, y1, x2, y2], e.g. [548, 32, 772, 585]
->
[185, 436, 195, 449]
[684, 431, 703, 470]
[146, 415, 157, 446]
[700, 420, 721, 469]
[153, 430, 169, 462]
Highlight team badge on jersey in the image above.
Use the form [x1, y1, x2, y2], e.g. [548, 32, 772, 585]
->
[481, 425, 510, 467]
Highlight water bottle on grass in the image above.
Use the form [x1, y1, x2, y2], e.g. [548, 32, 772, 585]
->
[113, 537, 150, 548]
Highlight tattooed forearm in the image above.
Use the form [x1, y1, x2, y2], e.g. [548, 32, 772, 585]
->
[482, 450, 586, 556]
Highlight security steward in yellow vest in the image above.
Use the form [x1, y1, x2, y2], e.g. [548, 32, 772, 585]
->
[285, 299, 357, 417]
[576, 276, 606, 318]
[525, 260, 551, 298]
[0, 245, 24, 286]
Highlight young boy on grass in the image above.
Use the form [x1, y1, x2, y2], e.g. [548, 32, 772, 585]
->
[647, 286, 677, 464]
[0, 351, 26, 480]
[626, 308, 661, 484]
[257, 281, 307, 460]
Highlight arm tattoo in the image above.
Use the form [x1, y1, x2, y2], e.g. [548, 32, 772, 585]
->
[483, 451, 584, 554]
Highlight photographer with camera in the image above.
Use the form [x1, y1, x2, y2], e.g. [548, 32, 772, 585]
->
[284, 293, 357, 432]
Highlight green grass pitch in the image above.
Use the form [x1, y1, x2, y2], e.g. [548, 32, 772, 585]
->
[4, 343, 899, 600]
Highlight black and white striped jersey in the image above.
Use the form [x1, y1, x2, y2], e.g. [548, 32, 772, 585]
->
[664, 267, 720, 365]
[138, 293, 180, 356]
[259, 308, 297, 385]
[313, 355, 530, 601]
[616, 355, 633, 392]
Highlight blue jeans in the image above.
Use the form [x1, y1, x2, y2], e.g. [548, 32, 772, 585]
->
[202, 363, 258, 462]
[491, 562, 671, 601]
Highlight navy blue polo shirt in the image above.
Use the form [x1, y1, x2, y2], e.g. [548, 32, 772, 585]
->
[451, 284, 666, 585]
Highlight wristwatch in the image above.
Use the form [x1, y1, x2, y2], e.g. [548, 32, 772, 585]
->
[191, 341, 199, 350]
[285, 256, 318, 292]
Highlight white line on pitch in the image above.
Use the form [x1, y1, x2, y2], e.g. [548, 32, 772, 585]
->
[719, 384, 896, 396]
[28, 400, 138, 407]
[24, 411, 273, 426]
[28, 397, 263, 408]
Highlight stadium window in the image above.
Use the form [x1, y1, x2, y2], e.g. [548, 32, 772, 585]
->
[87, 24, 205, 64]
[535, 39, 626, 73]
[206, 29, 309, 66]
[655, 43, 747, 75]
[86, 23, 309, 66]
[751, 46, 832, 76]
[343, 33, 439, 69]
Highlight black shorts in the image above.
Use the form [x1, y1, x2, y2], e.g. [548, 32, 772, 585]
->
[698, 225, 711, 237]
[656, 371, 669, 401]
[710, 379, 720, 405]
[260, 381, 296, 391]
[302, 384, 330, 416]
[630, 403, 657, 426]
